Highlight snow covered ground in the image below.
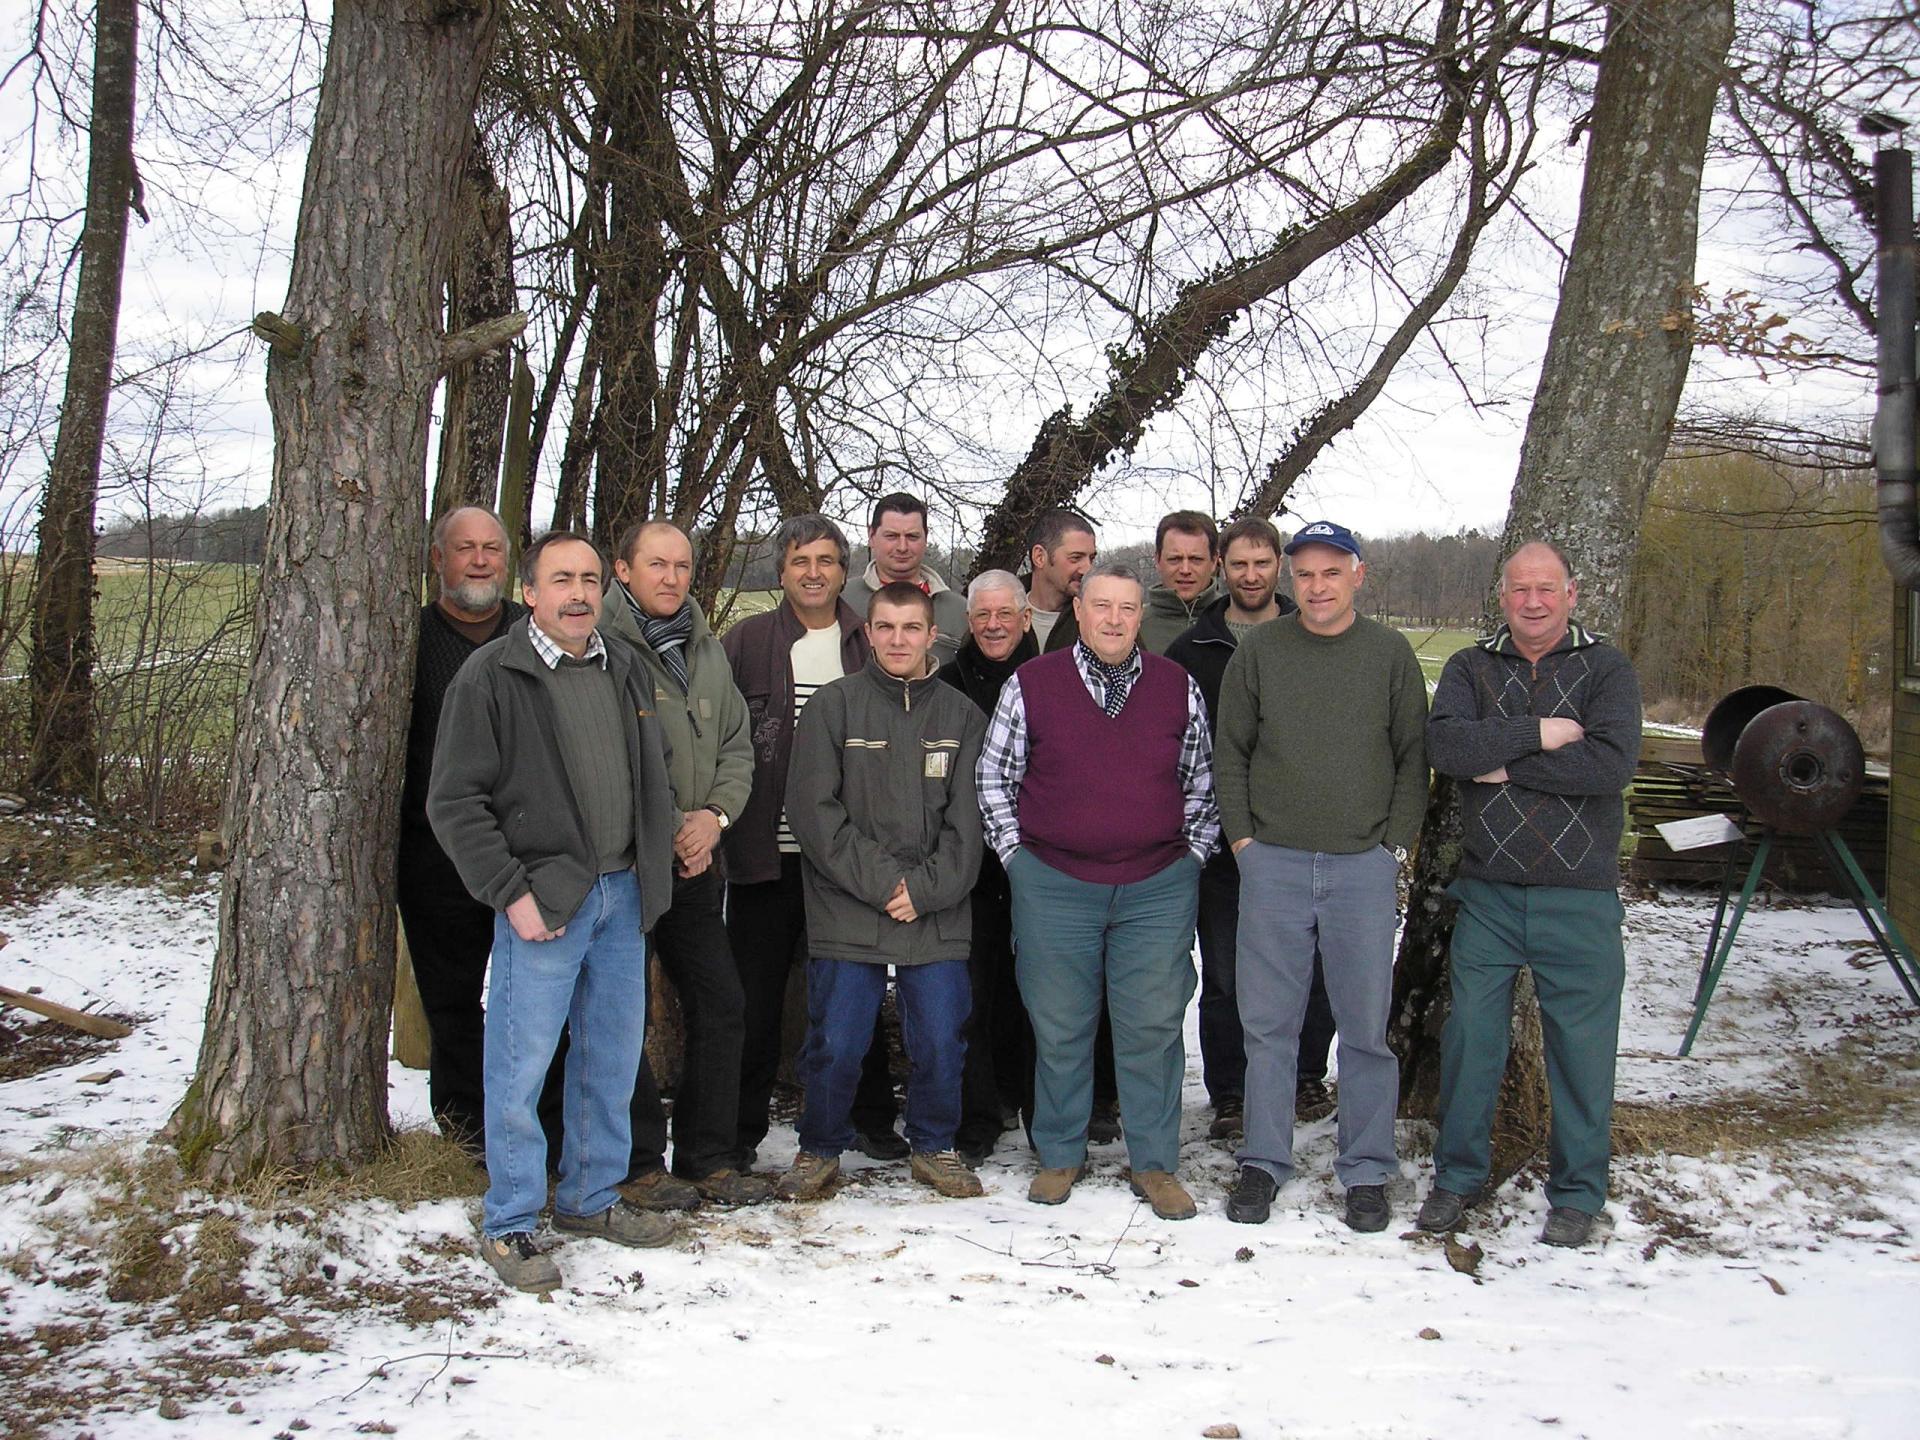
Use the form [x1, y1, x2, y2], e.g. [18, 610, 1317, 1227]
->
[2, 877, 1918, 1439]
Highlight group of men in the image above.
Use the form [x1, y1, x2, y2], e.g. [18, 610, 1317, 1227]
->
[401, 493, 1640, 1295]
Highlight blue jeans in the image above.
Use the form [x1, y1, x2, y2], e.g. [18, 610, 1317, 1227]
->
[482, 871, 647, 1237]
[1234, 842, 1400, 1189]
[795, 957, 971, 1157]
[1009, 848, 1200, 1174]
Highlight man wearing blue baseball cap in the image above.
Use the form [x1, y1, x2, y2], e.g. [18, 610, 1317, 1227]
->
[1212, 520, 1428, 1232]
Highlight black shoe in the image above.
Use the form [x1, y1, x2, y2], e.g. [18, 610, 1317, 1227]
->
[955, 1136, 994, 1169]
[1295, 1078, 1335, 1123]
[1415, 1187, 1475, 1234]
[1225, 1164, 1277, 1225]
[1207, 1099, 1244, 1141]
[855, 1129, 910, 1162]
[1540, 1206, 1595, 1248]
[1344, 1183, 1390, 1233]
[1086, 1103, 1122, 1146]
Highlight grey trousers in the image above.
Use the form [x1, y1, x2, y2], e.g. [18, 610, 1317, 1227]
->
[1234, 841, 1400, 1189]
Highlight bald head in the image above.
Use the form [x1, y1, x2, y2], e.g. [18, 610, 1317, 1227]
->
[431, 507, 511, 619]
[1499, 540, 1579, 660]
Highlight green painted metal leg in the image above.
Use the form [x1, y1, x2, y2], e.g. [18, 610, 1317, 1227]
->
[1680, 836, 1771, 1057]
[1820, 831, 1920, 1007]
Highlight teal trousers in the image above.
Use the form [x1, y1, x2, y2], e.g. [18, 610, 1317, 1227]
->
[1433, 877, 1626, 1214]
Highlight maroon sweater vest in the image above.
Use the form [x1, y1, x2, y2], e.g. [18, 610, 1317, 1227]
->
[1017, 647, 1189, 884]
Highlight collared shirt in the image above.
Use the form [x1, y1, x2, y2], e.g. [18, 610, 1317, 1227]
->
[977, 642, 1220, 867]
[527, 618, 609, 670]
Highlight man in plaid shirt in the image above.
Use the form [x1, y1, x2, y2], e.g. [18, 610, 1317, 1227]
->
[977, 562, 1220, 1221]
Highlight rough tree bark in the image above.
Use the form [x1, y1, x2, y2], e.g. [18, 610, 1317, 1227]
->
[432, 131, 517, 521]
[29, 0, 139, 799]
[1391, 0, 1734, 1188]
[168, 0, 502, 1182]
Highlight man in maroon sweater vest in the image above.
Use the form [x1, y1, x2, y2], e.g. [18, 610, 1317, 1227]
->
[978, 564, 1222, 1219]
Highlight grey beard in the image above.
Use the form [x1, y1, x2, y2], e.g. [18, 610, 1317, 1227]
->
[443, 577, 506, 614]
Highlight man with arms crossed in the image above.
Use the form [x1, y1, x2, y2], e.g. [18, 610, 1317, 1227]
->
[1416, 541, 1642, 1248]
[1214, 521, 1427, 1232]
[1166, 517, 1336, 1141]
[722, 515, 905, 1169]
[429, 531, 680, 1293]
[979, 563, 1221, 1220]
[778, 583, 988, 1200]
[602, 519, 771, 1208]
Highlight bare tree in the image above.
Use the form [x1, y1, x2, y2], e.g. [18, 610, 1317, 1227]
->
[28, 0, 141, 799]
[169, 0, 507, 1183]
[1391, 0, 1736, 1182]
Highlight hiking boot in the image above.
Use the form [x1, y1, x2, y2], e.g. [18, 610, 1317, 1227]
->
[1026, 1164, 1085, 1206]
[478, 1231, 561, 1294]
[1207, 1098, 1244, 1140]
[553, 1200, 676, 1249]
[1343, 1184, 1390, 1233]
[1415, 1187, 1475, 1234]
[911, 1150, 986, 1198]
[1540, 1206, 1595, 1248]
[621, 1169, 702, 1212]
[855, 1128, 910, 1162]
[1129, 1169, 1197, 1221]
[692, 1168, 775, 1207]
[1295, 1078, 1336, 1123]
[1225, 1164, 1278, 1225]
[1086, 1102, 1123, 1146]
[775, 1151, 841, 1200]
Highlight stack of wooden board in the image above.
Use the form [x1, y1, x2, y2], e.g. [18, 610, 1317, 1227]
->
[1627, 731, 1890, 891]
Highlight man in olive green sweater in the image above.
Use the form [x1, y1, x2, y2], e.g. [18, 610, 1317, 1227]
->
[1212, 520, 1428, 1233]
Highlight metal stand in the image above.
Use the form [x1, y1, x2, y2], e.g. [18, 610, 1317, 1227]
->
[1680, 825, 1920, 1056]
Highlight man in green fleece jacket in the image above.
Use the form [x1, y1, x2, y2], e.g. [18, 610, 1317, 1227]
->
[1140, 509, 1225, 654]
[777, 582, 988, 1203]
[1415, 542, 1642, 1249]
[1213, 520, 1428, 1233]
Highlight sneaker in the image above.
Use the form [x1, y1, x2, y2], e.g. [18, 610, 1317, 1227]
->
[692, 1168, 774, 1207]
[1086, 1102, 1123, 1146]
[1344, 1183, 1390, 1233]
[1540, 1206, 1595, 1248]
[553, 1200, 676, 1249]
[910, 1150, 986, 1198]
[1026, 1164, 1085, 1206]
[1415, 1187, 1475, 1234]
[1295, 1078, 1335, 1123]
[855, 1129, 910, 1162]
[621, 1169, 702, 1211]
[1225, 1164, 1278, 1225]
[1207, 1098, 1244, 1141]
[478, 1231, 561, 1293]
[1128, 1169, 1197, 1221]
[775, 1151, 841, 1200]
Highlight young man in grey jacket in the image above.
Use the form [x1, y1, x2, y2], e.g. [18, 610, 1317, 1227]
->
[777, 582, 989, 1201]
[428, 531, 680, 1293]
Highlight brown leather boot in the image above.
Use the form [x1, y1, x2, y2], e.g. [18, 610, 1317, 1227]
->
[1026, 1163, 1086, 1205]
[1128, 1169, 1197, 1221]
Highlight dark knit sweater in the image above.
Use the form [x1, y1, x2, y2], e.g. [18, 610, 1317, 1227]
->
[1426, 623, 1642, 891]
[1017, 647, 1190, 884]
[401, 600, 525, 841]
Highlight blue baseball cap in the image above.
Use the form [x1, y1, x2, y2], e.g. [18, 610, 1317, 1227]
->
[1283, 520, 1362, 560]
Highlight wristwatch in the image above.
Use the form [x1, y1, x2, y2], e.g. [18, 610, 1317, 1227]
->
[705, 805, 730, 830]
[1388, 844, 1409, 867]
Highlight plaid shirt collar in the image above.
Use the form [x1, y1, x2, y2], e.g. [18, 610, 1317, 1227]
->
[527, 618, 609, 670]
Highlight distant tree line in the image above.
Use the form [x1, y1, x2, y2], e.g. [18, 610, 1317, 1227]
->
[96, 504, 270, 566]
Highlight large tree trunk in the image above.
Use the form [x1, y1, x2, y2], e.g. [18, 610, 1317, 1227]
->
[431, 132, 516, 521]
[29, 0, 138, 799]
[1392, 0, 1732, 1188]
[169, 0, 501, 1183]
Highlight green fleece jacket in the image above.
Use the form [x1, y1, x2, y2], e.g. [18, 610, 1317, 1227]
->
[600, 590, 753, 825]
[1141, 577, 1225, 654]
[785, 657, 986, 965]
[427, 618, 677, 932]
[1214, 613, 1429, 854]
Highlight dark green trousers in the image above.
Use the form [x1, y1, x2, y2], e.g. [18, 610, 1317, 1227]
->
[1433, 877, 1626, 1213]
